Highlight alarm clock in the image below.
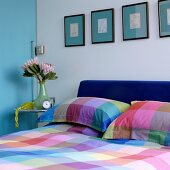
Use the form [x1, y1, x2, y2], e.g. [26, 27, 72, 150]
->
[42, 100, 52, 109]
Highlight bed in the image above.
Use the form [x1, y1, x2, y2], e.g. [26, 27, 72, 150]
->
[1, 80, 170, 170]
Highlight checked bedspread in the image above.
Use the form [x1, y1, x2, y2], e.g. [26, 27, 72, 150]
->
[0, 124, 170, 170]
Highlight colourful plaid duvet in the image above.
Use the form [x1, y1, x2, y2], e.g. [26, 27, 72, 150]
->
[0, 124, 170, 170]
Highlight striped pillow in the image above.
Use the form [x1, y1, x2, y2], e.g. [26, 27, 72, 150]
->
[103, 101, 170, 146]
[39, 97, 130, 132]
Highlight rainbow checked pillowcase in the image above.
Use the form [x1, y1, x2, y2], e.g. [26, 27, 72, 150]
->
[39, 97, 130, 132]
[103, 101, 170, 146]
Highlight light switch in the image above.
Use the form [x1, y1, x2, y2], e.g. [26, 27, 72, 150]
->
[35, 45, 45, 56]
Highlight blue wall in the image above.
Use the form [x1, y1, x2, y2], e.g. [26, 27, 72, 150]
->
[0, 0, 37, 135]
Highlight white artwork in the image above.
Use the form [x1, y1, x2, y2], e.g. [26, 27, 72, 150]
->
[130, 13, 141, 29]
[70, 23, 79, 37]
[98, 18, 108, 33]
[167, 8, 170, 25]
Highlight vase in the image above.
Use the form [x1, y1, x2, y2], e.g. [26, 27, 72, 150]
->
[34, 82, 49, 109]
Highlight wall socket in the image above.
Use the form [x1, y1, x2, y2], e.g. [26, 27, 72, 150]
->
[35, 45, 45, 56]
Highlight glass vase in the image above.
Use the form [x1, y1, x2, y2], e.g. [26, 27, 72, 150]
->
[34, 82, 49, 109]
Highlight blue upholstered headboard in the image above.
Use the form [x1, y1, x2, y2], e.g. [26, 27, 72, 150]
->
[77, 80, 170, 104]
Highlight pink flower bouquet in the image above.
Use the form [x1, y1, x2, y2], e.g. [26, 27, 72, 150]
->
[22, 57, 57, 83]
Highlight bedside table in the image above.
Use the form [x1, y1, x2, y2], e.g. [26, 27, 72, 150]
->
[20, 109, 47, 113]
[19, 109, 47, 127]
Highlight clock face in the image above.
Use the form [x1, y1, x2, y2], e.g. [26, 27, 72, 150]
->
[42, 100, 51, 109]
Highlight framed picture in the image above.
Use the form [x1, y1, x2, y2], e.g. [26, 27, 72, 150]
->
[64, 14, 85, 47]
[158, 0, 170, 38]
[122, 2, 149, 41]
[91, 8, 114, 44]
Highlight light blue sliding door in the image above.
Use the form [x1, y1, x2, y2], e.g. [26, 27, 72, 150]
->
[0, 0, 37, 135]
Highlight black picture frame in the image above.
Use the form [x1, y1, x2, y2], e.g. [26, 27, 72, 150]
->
[64, 14, 85, 47]
[91, 8, 115, 44]
[158, 0, 170, 38]
[122, 2, 149, 41]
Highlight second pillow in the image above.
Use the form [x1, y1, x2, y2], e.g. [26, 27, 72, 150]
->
[39, 97, 130, 132]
